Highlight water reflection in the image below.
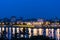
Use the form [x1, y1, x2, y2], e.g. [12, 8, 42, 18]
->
[28, 28, 31, 38]
[39, 28, 43, 35]
[56, 29, 60, 40]
[0, 27, 60, 40]
[33, 28, 37, 36]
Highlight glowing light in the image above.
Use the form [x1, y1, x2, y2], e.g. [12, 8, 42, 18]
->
[56, 29, 60, 40]
[33, 28, 37, 36]
[17, 28, 19, 33]
[28, 28, 31, 38]
[46, 29, 49, 36]
[12, 27, 15, 34]
[39, 28, 43, 35]
[13, 25, 34, 27]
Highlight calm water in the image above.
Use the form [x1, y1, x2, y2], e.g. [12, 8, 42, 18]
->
[0, 27, 60, 40]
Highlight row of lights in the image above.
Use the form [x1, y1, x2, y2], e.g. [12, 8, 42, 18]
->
[0, 21, 60, 27]
[0, 22, 27, 25]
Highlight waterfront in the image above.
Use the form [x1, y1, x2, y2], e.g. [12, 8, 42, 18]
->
[0, 16, 59, 40]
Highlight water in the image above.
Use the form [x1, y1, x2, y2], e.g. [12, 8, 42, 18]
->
[0, 26, 60, 40]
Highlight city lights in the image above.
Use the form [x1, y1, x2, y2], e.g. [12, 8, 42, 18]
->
[0, 16, 59, 40]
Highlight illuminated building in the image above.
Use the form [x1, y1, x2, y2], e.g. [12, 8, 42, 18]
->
[0, 17, 59, 40]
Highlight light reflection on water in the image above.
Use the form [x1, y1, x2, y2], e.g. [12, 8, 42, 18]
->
[28, 28, 31, 38]
[39, 28, 43, 35]
[33, 28, 38, 36]
[12, 27, 15, 34]
[0, 27, 60, 40]
[56, 29, 60, 40]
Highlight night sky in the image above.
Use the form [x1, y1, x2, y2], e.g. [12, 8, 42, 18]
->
[0, 0, 60, 19]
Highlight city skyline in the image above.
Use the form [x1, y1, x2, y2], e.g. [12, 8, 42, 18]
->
[0, 0, 60, 40]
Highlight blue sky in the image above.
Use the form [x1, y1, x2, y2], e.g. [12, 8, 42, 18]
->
[0, 0, 60, 19]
